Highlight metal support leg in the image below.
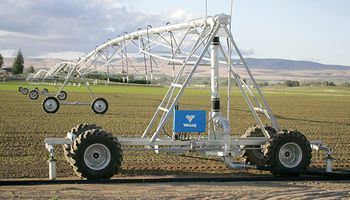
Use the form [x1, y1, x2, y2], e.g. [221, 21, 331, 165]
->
[45, 138, 71, 180]
[45, 144, 57, 180]
[326, 155, 334, 173]
[48, 158, 57, 180]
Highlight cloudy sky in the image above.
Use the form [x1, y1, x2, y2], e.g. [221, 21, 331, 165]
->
[0, 0, 349, 66]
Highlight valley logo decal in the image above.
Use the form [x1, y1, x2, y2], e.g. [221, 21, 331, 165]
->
[184, 114, 196, 128]
[174, 110, 206, 133]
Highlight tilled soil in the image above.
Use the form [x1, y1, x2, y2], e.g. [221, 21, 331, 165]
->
[1, 87, 350, 178]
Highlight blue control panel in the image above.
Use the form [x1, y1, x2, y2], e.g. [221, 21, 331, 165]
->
[173, 110, 206, 132]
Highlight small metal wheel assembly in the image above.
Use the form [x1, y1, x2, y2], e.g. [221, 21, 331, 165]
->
[41, 88, 49, 95]
[21, 87, 29, 95]
[91, 98, 109, 114]
[29, 90, 39, 100]
[57, 91, 67, 100]
[42, 97, 60, 113]
[18, 86, 22, 92]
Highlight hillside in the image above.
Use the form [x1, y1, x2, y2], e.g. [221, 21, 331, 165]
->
[245, 58, 350, 71]
[2, 57, 350, 80]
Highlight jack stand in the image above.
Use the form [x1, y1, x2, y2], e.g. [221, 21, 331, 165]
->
[310, 141, 334, 173]
[44, 137, 72, 180]
[48, 157, 57, 180]
[46, 144, 57, 180]
[325, 155, 335, 173]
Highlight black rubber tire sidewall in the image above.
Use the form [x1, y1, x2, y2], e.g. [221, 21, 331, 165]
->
[58, 91, 67, 100]
[42, 97, 60, 113]
[243, 126, 276, 166]
[29, 90, 39, 100]
[91, 98, 108, 114]
[42, 88, 49, 95]
[63, 124, 100, 165]
[21, 88, 29, 95]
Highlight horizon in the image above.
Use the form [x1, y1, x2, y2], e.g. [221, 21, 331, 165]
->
[0, 0, 350, 67]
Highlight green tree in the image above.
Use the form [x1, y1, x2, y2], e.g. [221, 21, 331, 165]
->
[284, 80, 300, 87]
[12, 49, 24, 74]
[259, 81, 269, 87]
[0, 53, 3, 68]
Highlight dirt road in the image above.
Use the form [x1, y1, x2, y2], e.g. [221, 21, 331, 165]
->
[1, 180, 350, 199]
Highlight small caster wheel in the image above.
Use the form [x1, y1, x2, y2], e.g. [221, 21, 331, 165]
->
[21, 88, 29, 95]
[57, 91, 67, 100]
[43, 97, 60, 113]
[91, 98, 108, 114]
[29, 90, 39, 100]
[18, 86, 23, 92]
[41, 88, 49, 95]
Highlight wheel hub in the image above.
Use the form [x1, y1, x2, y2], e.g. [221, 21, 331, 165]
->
[278, 142, 303, 168]
[94, 100, 106, 112]
[284, 151, 290, 157]
[84, 143, 111, 170]
[93, 152, 100, 159]
[44, 99, 58, 112]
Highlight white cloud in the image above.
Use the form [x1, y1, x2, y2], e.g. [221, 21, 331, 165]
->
[0, 1, 202, 60]
[35, 51, 86, 60]
[0, 30, 62, 40]
[0, 49, 17, 57]
[167, 8, 199, 22]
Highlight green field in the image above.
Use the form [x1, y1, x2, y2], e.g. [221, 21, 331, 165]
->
[0, 82, 350, 178]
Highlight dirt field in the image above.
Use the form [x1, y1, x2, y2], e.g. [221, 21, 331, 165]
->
[1, 180, 350, 199]
[0, 84, 350, 179]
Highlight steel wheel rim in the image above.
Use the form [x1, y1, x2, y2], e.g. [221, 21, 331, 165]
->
[22, 89, 28, 95]
[278, 142, 303, 168]
[93, 100, 107, 113]
[84, 143, 111, 170]
[44, 99, 58, 112]
[252, 146, 264, 159]
[58, 92, 66, 99]
[30, 91, 38, 99]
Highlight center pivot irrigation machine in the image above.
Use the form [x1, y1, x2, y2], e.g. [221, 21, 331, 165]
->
[19, 60, 111, 114]
[19, 61, 75, 102]
[44, 14, 334, 180]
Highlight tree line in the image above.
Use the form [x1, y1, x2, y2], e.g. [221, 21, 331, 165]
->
[0, 49, 29, 74]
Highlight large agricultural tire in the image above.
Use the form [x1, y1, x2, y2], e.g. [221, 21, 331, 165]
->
[70, 129, 123, 180]
[264, 130, 312, 176]
[241, 125, 277, 166]
[63, 123, 101, 165]
[91, 97, 108, 114]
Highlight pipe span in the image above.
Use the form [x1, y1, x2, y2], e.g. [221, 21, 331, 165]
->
[76, 14, 231, 68]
